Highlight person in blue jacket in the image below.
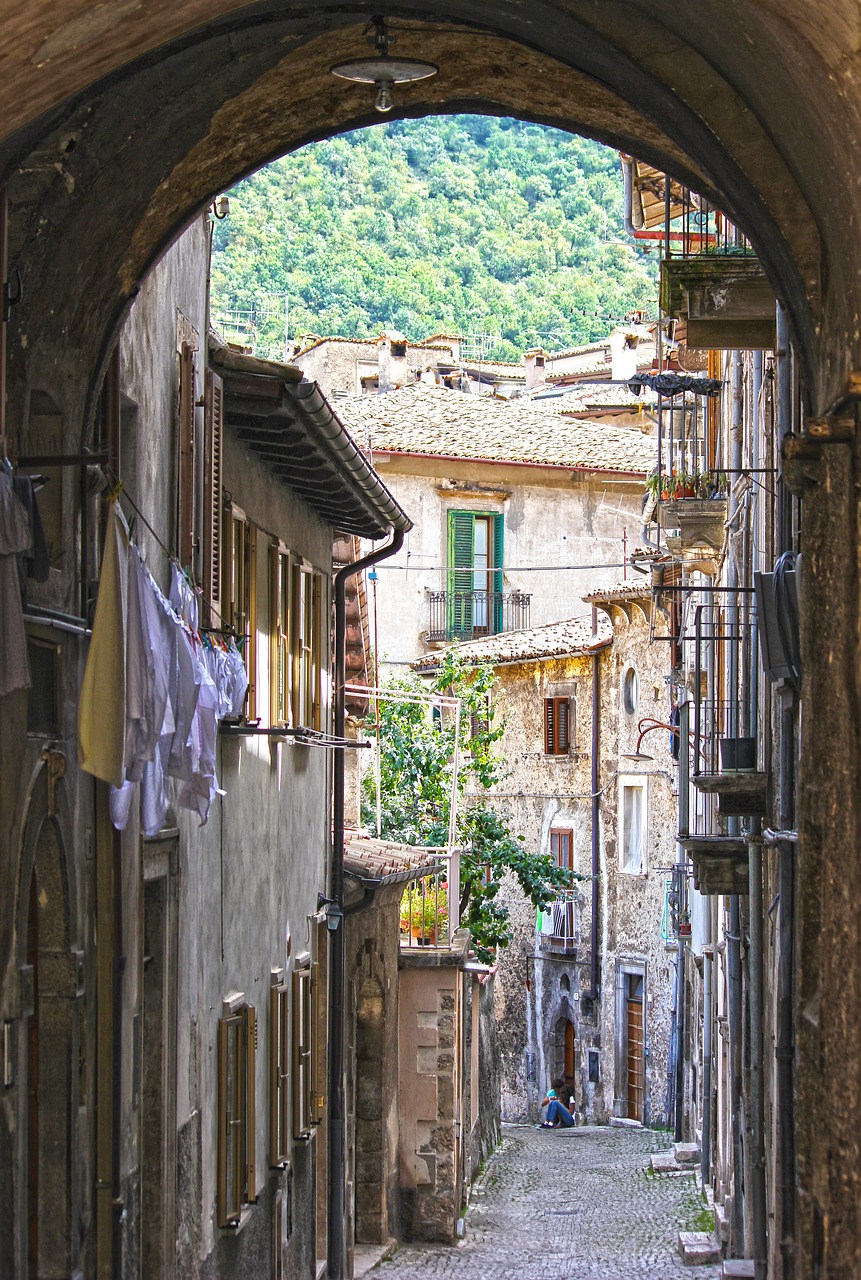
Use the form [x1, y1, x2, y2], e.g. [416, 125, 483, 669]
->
[540, 1086, 575, 1128]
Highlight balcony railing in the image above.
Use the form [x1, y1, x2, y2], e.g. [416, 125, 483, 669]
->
[537, 891, 579, 954]
[399, 851, 460, 951]
[427, 590, 531, 643]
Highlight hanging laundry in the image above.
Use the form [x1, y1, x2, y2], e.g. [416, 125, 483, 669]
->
[0, 471, 32, 696]
[12, 475, 50, 603]
[78, 502, 129, 782]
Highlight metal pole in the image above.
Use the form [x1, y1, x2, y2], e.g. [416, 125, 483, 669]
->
[328, 528, 405, 1280]
[777, 691, 797, 1280]
[749, 817, 767, 1278]
[590, 608, 600, 1000]
[674, 700, 689, 1141]
[701, 919, 713, 1189]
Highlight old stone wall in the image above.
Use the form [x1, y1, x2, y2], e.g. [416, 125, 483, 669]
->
[482, 603, 677, 1130]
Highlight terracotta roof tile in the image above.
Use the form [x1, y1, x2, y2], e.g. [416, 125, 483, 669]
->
[344, 834, 445, 881]
[339, 385, 656, 475]
[582, 580, 653, 605]
[413, 615, 613, 670]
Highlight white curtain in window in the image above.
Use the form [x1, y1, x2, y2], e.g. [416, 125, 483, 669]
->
[623, 784, 645, 873]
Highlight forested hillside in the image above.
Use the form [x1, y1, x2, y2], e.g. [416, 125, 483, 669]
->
[211, 115, 658, 362]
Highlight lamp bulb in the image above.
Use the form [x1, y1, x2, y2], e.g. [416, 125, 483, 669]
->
[374, 80, 394, 113]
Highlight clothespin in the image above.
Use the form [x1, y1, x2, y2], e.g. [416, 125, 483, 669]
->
[106, 479, 125, 504]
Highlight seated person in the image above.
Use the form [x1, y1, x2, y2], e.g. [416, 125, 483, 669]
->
[540, 1086, 575, 1128]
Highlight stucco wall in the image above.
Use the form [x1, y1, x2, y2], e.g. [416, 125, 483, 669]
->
[367, 457, 647, 669]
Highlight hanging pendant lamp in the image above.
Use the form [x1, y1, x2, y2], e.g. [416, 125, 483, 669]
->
[330, 15, 438, 114]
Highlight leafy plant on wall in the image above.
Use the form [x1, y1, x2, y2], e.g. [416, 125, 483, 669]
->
[362, 652, 581, 962]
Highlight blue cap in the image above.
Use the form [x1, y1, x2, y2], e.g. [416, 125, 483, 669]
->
[548, 1089, 557, 1098]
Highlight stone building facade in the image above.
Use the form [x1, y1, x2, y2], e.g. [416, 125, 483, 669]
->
[0, 217, 410, 1280]
[416, 587, 679, 1131]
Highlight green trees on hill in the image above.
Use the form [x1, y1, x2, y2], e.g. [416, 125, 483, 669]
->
[211, 115, 658, 362]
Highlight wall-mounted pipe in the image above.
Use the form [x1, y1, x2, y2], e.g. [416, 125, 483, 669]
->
[589, 607, 600, 1001]
[327, 527, 407, 1280]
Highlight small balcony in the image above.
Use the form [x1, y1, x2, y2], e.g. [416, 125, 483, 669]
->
[537, 892, 579, 956]
[426, 590, 531, 644]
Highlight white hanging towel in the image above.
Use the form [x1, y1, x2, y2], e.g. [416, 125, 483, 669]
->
[78, 502, 129, 785]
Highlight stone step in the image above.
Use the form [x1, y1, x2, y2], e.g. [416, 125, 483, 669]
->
[714, 1201, 729, 1244]
[678, 1232, 721, 1266]
[651, 1151, 695, 1176]
[722, 1262, 755, 1278]
[674, 1141, 701, 1165]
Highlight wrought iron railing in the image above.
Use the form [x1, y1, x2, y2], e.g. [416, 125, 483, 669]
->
[399, 851, 459, 951]
[426, 590, 531, 643]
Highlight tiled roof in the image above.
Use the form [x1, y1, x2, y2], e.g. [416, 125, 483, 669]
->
[548, 339, 611, 359]
[582, 580, 653, 605]
[414, 615, 613, 670]
[339, 385, 657, 475]
[344, 834, 445, 882]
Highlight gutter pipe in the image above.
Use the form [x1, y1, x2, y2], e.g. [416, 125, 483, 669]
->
[589, 607, 600, 1001]
[775, 300, 796, 1280]
[749, 816, 767, 1278]
[674, 700, 690, 1141]
[621, 155, 645, 236]
[327, 525, 408, 1280]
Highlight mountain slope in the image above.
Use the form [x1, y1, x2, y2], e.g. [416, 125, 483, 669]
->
[211, 115, 658, 361]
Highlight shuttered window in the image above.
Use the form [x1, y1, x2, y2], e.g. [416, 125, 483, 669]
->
[270, 544, 291, 727]
[544, 696, 571, 755]
[446, 509, 504, 640]
[177, 341, 197, 567]
[217, 1000, 257, 1227]
[269, 973, 291, 1168]
[203, 368, 224, 624]
[292, 966, 314, 1139]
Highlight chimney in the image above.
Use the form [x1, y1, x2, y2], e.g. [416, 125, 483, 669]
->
[524, 347, 547, 391]
[377, 331, 409, 390]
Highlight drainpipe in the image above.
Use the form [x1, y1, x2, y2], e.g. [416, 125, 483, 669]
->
[748, 349, 767, 1279]
[327, 527, 406, 1280]
[621, 155, 645, 236]
[726, 349, 746, 1254]
[774, 303, 796, 1280]
[589, 607, 600, 1001]
[701, 910, 713, 1187]
[674, 699, 689, 1142]
[777, 693, 796, 1280]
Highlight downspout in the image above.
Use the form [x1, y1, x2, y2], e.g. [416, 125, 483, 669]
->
[774, 302, 796, 1280]
[674, 700, 690, 1142]
[327, 527, 406, 1280]
[727, 349, 746, 1255]
[590, 607, 600, 1001]
[621, 155, 645, 236]
[749, 350, 767, 1280]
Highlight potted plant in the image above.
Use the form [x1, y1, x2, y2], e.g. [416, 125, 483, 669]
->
[677, 909, 692, 938]
[400, 880, 449, 943]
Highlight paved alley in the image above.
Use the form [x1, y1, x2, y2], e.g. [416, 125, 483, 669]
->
[372, 1125, 718, 1280]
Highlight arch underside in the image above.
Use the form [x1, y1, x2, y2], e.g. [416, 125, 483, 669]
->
[0, 3, 855, 421]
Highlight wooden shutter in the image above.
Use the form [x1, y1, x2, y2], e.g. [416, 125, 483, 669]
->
[556, 697, 570, 752]
[447, 510, 474, 640]
[178, 342, 196, 566]
[492, 513, 504, 633]
[544, 698, 555, 755]
[203, 368, 224, 623]
[244, 1005, 257, 1202]
[544, 697, 570, 754]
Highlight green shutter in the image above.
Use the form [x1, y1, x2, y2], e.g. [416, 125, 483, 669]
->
[447, 510, 474, 640]
[492, 513, 504, 633]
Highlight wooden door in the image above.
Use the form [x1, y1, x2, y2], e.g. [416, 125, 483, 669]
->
[626, 974, 644, 1122]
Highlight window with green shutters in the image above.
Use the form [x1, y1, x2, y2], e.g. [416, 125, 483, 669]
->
[446, 510, 504, 640]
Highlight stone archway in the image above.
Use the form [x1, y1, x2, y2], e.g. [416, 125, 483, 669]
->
[355, 977, 386, 1245]
[0, 1, 855, 427]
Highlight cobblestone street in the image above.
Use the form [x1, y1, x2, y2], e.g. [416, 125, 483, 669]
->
[373, 1125, 718, 1279]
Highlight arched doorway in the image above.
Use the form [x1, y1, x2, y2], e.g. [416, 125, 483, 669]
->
[355, 977, 386, 1245]
[23, 815, 74, 1280]
[553, 1016, 576, 1104]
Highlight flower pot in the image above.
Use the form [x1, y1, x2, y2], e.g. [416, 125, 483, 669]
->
[719, 736, 757, 772]
[678, 922, 692, 937]
[411, 923, 437, 945]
